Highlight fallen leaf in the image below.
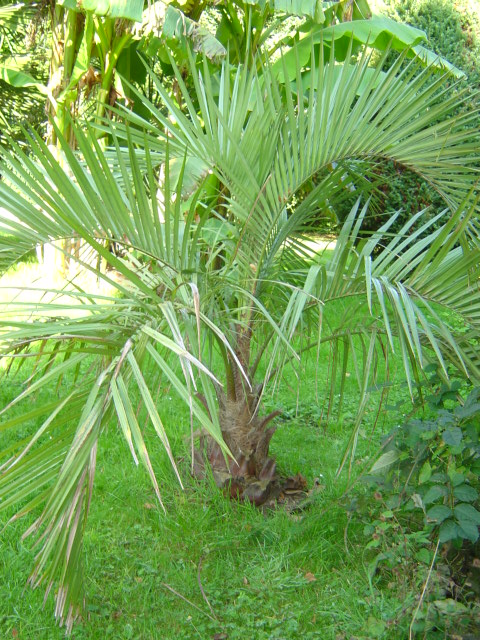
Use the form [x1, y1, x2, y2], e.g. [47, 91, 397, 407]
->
[304, 572, 316, 582]
[213, 634, 228, 640]
[284, 473, 308, 491]
[473, 558, 480, 568]
[134, 576, 143, 583]
[144, 502, 156, 510]
[243, 576, 249, 585]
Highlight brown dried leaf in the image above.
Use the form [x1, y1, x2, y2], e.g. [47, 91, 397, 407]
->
[212, 470, 232, 489]
[230, 454, 248, 478]
[208, 442, 228, 471]
[227, 479, 244, 499]
[192, 449, 206, 479]
[258, 458, 276, 483]
[284, 473, 307, 491]
[304, 572, 316, 582]
[244, 481, 270, 506]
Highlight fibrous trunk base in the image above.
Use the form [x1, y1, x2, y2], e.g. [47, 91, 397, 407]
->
[193, 395, 308, 507]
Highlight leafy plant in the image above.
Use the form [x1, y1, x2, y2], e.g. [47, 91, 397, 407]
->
[353, 377, 480, 636]
[366, 381, 480, 547]
[385, 0, 480, 87]
[0, 1, 49, 146]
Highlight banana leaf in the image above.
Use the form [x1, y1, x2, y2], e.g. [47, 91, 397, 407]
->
[57, 0, 144, 22]
[274, 17, 464, 80]
[0, 58, 47, 93]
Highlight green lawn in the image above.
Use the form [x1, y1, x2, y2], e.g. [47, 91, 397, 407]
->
[0, 349, 412, 639]
[0, 264, 477, 640]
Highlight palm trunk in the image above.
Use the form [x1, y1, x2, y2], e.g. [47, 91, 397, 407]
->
[195, 329, 281, 505]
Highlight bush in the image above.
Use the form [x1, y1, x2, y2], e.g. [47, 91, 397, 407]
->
[384, 0, 480, 87]
[366, 381, 480, 545]
[351, 375, 480, 636]
[358, 0, 480, 236]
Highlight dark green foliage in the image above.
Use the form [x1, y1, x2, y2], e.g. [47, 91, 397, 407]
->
[351, 375, 480, 636]
[354, 0, 480, 235]
[358, 162, 448, 235]
[385, 0, 480, 88]
[364, 378, 480, 544]
[0, 3, 49, 148]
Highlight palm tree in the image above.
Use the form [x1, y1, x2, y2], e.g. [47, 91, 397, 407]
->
[0, 40, 479, 630]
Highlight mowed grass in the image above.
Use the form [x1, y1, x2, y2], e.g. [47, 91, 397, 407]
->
[0, 258, 425, 640]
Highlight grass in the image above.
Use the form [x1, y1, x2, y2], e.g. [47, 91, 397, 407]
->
[0, 260, 476, 640]
[0, 346, 415, 640]
[0, 418, 405, 640]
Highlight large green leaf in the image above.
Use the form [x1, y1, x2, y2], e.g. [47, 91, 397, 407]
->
[58, 0, 144, 21]
[160, 5, 227, 62]
[274, 0, 326, 22]
[0, 58, 47, 93]
[64, 13, 95, 92]
[321, 16, 426, 52]
[272, 17, 463, 80]
[413, 44, 466, 78]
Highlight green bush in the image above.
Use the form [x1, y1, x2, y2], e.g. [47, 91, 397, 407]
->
[350, 375, 480, 636]
[366, 382, 480, 545]
[384, 0, 480, 87]
[360, 0, 480, 235]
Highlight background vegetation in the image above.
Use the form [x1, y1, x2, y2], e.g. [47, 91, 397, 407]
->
[362, 0, 480, 236]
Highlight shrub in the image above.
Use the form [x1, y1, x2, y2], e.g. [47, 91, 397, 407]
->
[363, 377, 480, 545]
[384, 0, 480, 87]
[351, 375, 480, 635]
[358, 0, 480, 236]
